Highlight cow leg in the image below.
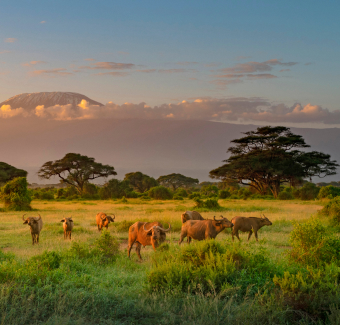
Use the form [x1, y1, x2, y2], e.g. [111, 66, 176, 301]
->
[248, 230, 253, 241]
[69, 232, 72, 240]
[188, 237, 192, 244]
[254, 231, 258, 241]
[135, 243, 142, 261]
[127, 240, 135, 258]
[178, 232, 186, 245]
[235, 230, 241, 241]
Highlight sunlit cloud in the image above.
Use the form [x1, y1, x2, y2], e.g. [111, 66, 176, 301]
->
[0, 105, 26, 118]
[40, 21, 46, 24]
[175, 62, 199, 66]
[22, 61, 47, 67]
[158, 69, 197, 73]
[94, 71, 129, 76]
[5, 38, 17, 43]
[279, 69, 290, 72]
[79, 61, 135, 70]
[136, 69, 157, 73]
[31, 68, 73, 76]
[84, 58, 96, 61]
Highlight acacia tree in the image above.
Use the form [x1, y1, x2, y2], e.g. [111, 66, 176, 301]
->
[209, 126, 338, 198]
[124, 172, 158, 193]
[0, 162, 27, 185]
[38, 153, 117, 194]
[157, 173, 199, 191]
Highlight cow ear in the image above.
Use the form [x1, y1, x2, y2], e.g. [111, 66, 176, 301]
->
[23, 220, 28, 224]
[60, 219, 64, 222]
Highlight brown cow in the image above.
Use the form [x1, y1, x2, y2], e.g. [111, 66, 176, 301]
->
[127, 221, 171, 260]
[60, 217, 74, 240]
[178, 216, 233, 244]
[22, 214, 43, 245]
[231, 214, 272, 242]
[181, 210, 204, 224]
[96, 212, 115, 231]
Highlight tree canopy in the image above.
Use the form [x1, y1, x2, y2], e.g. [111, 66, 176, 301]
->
[124, 172, 158, 193]
[157, 173, 199, 191]
[0, 162, 27, 185]
[209, 126, 338, 198]
[38, 153, 116, 194]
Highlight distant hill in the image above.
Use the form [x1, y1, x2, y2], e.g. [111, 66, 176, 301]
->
[1, 117, 340, 184]
[0, 92, 103, 111]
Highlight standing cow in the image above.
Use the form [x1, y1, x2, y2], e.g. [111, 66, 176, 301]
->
[231, 214, 272, 242]
[22, 214, 43, 245]
[181, 210, 204, 224]
[60, 217, 74, 240]
[96, 212, 115, 231]
[128, 221, 171, 260]
[178, 216, 233, 244]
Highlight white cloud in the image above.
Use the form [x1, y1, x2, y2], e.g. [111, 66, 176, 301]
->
[0, 105, 26, 118]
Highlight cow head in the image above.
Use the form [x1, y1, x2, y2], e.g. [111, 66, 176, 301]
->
[60, 216, 73, 226]
[23, 214, 41, 227]
[143, 223, 171, 247]
[100, 213, 115, 226]
[213, 215, 233, 229]
[260, 214, 272, 226]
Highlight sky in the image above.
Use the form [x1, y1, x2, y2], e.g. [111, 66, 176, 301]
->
[1, 1, 340, 127]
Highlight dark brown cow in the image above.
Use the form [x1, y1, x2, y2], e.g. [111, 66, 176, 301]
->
[22, 214, 43, 245]
[231, 214, 272, 241]
[60, 217, 74, 239]
[181, 210, 204, 224]
[127, 221, 171, 260]
[96, 212, 115, 231]
[178, 216, 233, 244]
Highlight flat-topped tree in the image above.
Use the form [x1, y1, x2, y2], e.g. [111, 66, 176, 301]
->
[124, 172, 158, 193]
[209, 126, 338, 198]
[38, 153, 116, 195]
[0, 162, 27, 185]
[157, 173, 199, 191]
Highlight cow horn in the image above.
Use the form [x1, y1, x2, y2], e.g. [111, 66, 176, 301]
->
[36, 214, 41, 221]
[214, 216, 224, 221]
[262, 214, 267, 219]
[111, 214, 115, 220]
[143, 223, 153, 234]
[22, 214, 26, 221]
[158, 223, 171, 232]
[100, 214, 106, 220]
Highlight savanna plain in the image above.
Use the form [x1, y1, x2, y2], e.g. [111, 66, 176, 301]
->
[0, 198, 339, 324]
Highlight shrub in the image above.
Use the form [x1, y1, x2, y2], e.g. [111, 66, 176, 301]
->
[318, 185, 340, 199]
[0, 177, 32, 211]
[114, 220, 136, 232]
[238, 188, 252, 200]
[189, 192, 201, 199]
[200, 185, 219, 197]
[319, 196, 340, 226]
[148, 186, 173, 200]
[175, 188, 188, 197]
[173, 194, 183, 200]
[278, 188, 294, 200]
[193, 198, 222, 211]
[293, 182, 320, 200]
[99, 179, 134, 199]
[288, 218, 340, 267]
[27, 251, 62, 271]
[219, 189, 231, 199]
[93, 230, 120, 261]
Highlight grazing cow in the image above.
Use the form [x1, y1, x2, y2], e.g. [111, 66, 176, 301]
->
[96, 212, 115, 231]
[22, 214, 43, 245]
[231, 214, 272, 242]
[128, 222, 171, 260]
[181, 210, 204, 224]
[60, 217, 74, 240]
[178, 216, 233, 244]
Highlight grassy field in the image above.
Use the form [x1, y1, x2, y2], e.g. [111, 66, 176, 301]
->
[0, 198, 339, 324]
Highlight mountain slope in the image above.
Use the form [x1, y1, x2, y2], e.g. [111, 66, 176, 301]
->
[0, 92, 104, 110]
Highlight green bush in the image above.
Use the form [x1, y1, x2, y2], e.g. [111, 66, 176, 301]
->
[173, 194, 183, 200]
[148, 186, 173, 200]
[175, 188, 188, 197]
[193, 198, 222, 211]
[319, 196, 340, 226]
[0, 177, 32, 211]
[93, 230, 120, 261]
[293, 182, 319, 200]
[219, 189, 231, 199]
[288, 218, 340, 267]
[114, 220, 136, 232]
[189, 192, 201, 199]
[318, 185, 340, 199]
[278, 187, 294, 200]
[200, 185, 219, 197]
[148, 241, 278, 295]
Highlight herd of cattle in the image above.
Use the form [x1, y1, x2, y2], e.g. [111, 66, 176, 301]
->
[22, 211, 272, 260]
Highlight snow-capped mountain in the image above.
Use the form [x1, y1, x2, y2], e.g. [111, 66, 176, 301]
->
[0, 92, 104, 111]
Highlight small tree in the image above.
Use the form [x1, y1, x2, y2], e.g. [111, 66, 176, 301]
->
[38, 153, 116, 195]
[99, 179, 134, 199]
[157, 173, 199, 191]
[0, 177, 32, 211]
[148, 186, 173, 200]
[0, 162, 27, 185]
[124, 172, 158, 193]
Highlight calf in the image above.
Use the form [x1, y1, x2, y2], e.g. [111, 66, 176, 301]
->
[178, 216, 233, 244]
[181, 210, 204, 224]
[231, 214, 272, 242]
[60, 217, 74, 239]
[22, 214, 43, 245]
[96, 212, 115, 231]
[128, 221, 171, 260]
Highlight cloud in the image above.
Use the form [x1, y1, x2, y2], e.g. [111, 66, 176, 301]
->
[235, 56, 252, 60]
[279, 69, 290, 72]
[79, 61, 135, 70]
[158, 69, 197, 73]
[175, 62, 199, 66]
[94, 71, 128, 76]
[40, 21, 46, 24]
[5, 38, 17, 43]
[136, 69, 157, 73]
[84, 58, 96, 61]
[0, 105, 26, 118]
[31, 68, 72, 76]
[22, 60, 47, 67]
[215, 73, 276, 79]
[0, 50, 10, 54]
